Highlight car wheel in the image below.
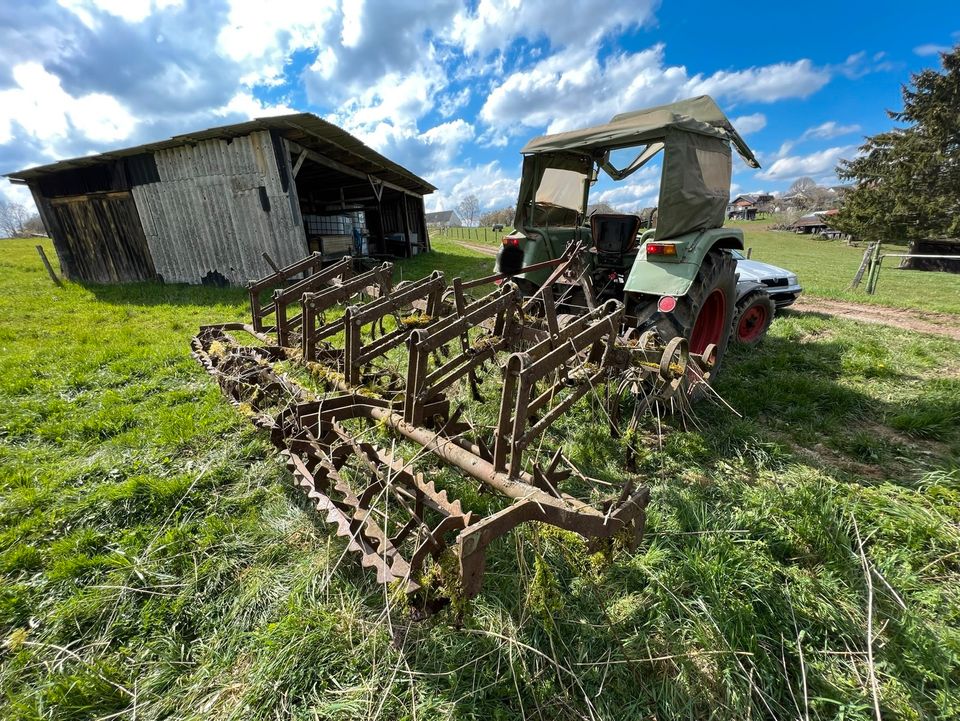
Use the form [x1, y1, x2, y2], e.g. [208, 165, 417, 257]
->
[733, 289, 775, 345]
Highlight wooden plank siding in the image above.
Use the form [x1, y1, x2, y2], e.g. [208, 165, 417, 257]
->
[47, 192, 156, 283]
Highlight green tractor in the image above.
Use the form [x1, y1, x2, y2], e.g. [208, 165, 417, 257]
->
[496, 95, 763, 383]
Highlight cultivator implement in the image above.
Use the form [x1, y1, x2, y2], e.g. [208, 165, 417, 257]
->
[192, 249, 715, 610]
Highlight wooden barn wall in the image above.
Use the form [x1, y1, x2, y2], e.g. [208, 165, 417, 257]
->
[376, 192, 428, 248]
[43, 191, 156, 283]
[132, 130, 307, 285]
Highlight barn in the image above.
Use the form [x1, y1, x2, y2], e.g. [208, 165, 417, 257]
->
[4, 114, 435, 285]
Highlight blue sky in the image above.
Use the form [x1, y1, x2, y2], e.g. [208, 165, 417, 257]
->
[1, 0, 958, 215]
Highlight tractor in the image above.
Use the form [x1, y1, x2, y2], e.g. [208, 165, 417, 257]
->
[495, 95, 769, 380]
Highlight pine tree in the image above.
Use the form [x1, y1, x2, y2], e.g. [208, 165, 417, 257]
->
[834, 46, 960, 242]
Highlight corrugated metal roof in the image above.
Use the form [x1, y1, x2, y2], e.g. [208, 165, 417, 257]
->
[5, 113, 435, 195]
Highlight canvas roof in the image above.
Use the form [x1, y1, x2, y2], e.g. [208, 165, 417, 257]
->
[520, 95, 760, 168]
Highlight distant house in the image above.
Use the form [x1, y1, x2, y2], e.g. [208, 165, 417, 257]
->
[727, 194, 756, 220]
[425, 209, 463, 228]
[790, 210, 842, 235]
[791, 213, 828, 234]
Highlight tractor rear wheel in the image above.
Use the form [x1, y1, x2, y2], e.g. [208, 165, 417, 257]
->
[733, 289, 775, 346]
[652, 249, 737, 392]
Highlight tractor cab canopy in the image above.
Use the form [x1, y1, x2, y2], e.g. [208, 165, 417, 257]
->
[514, 96, 761, 240]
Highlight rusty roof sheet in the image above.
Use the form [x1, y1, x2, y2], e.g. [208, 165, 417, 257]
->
[5, 113, 435, 195]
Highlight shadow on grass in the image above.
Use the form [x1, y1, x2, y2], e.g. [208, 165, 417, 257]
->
[80, 247, 495, 309]
[708, 325, 957, 473]
[81, 280, 248, 308]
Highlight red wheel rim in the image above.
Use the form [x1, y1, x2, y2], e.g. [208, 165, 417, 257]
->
[690, 288, 727, 354]
[736, 303, 769, 343]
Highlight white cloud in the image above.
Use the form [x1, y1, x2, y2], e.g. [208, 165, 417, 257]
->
[217, 0, 338, 84]
[914, 43, 952, 57]
[421, 119, 475, 164]
[481, 44, 832, 135]
[758, 145, 858, 181]
[733, 113, 766, 135]
[0, 181, 36, 206]
[775, 121, 861, 156]
[594, 180, 659, 211]
[451, 0, 657, 56]
[58, 0, 184, 26]
[801, 121, 861, 141]
[216, 92, 296, 119]
[0, 62, 137, 153]
[340, 0, 365, 48]
[438, 87, 471, 118]
[426, 161, 519, 213]
[689, 58, 829, 103]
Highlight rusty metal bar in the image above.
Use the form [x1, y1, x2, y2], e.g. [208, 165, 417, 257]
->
[301, 263, 392, 361]
[248, 251, 325, 332]
[274, 257, 355, 347]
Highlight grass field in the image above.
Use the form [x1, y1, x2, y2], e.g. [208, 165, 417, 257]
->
[437, 223, 960, 315]
[1, 236, 959, 720]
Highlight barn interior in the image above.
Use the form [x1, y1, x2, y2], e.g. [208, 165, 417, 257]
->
[276, 119, 433, 262]
[288, 145, 429, 260]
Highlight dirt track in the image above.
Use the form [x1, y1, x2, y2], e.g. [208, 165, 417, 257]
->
[460, 242, 498, 256]
[792, 297, 960, 340]
[453, 241, 960, 340]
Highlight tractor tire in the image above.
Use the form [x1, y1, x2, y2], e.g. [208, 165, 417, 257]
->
[650, 249, 737, 391]
[732, 289, 775, 346]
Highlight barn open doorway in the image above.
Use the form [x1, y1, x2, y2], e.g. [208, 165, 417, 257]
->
[283, 138, 430, 262]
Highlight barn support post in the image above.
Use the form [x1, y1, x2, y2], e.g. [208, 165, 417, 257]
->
[36, 245, 62, 287]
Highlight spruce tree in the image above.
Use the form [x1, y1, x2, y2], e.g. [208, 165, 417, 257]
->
[834, 46, 960, 242]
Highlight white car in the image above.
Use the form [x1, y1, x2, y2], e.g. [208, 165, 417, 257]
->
[732, 249, 802, 308]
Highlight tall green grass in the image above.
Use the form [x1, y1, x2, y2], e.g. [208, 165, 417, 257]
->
[0, 237, 958, 720]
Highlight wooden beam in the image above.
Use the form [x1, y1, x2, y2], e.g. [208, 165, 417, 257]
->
[36, 245, 62, 287]
[292, 149, 308, 177]
[286, 141, 414, 197]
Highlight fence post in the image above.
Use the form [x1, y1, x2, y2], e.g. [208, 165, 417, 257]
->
[865, 241, 883, 294]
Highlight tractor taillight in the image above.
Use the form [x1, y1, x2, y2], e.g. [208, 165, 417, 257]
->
[502, 236, 521, 248]
[646, 243, 677, 257]
[657, 295, 677, 313]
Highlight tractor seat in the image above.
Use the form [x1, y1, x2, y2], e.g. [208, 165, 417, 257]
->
[590, 213, 641, 266]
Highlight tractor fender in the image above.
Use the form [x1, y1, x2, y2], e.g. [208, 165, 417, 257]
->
[623, 228, 744, 298]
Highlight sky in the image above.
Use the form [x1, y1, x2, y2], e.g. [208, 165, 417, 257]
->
[1, 0, 958, 216]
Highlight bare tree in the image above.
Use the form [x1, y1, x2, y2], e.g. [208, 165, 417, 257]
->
[23, 213, 46, 235]
[786, 177, 821, 212]
[0, 200, 31, 238]
[479, 206, 515, 227]
[457, 194, 480, 227]
[788, 177, 818, 196]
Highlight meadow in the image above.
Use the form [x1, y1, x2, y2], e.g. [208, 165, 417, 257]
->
[435, 222, 960, 315]
[0, 235, 958, 720]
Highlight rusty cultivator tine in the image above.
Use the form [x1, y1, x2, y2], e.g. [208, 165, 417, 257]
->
[192, 252, 707, 613]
